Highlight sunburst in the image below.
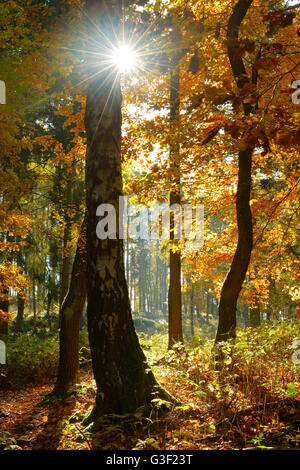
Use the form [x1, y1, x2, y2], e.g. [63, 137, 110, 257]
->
[111, 44, 137, 73]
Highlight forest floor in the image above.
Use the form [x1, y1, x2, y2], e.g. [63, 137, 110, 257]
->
[0, 330, 299, 451]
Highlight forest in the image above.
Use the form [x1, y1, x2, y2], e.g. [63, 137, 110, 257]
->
[0, 0, 299, 453]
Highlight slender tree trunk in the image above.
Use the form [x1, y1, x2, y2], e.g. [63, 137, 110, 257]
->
[14, 247, 25, 338]
[32, 279, 37, 332]
[190, 305, 194, 337]
[215, 151, 253, 342]
[126, 238, 129, 282]
[243, 304, 250, 327]
[215, 0, 254, 344]
[59, 190, 73, 324]
[190, 285, 194, 336]
[84, 0, 174, 420]
[15, 293, 25, 338]
[51, 215, 87, 396]
[46, 290, 52, 332]
[154, 249, 159, 313]
[266, 276, 274, 321]
[168, 55, 183, 349]
[163, 258, 168, 316]
[250, 301, 261, 327]
[206, 292, 210, 323]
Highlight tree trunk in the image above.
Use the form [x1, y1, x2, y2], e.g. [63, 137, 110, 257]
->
[206, 292, 210, 323]
[32, 278, 37, 331]
[84, 0, 173, 420]
[59, 199, 73, 325]
[215, 154, 253, 343]
[243, 304, 250, 327]
[46, 290, 52, 332]
[215, 0, 254, 344]
[266, 276, 274, 321]
[51, 215, 87, 397]
[14, 293, 25, 338]
[250, 302, 261, 327]
[168, 55, 183, 349]
[190, 285, 194, 336]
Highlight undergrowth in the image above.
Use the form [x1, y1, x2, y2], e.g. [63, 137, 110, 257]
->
[0, 330, 90, 389]
[0, 320, 299, 450]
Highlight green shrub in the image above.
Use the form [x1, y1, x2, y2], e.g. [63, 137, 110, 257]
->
[133, 317, 162, 333]
[9, 313, 59, 339]
[1, 329, 91, 390]
[0, 334, 59, 389]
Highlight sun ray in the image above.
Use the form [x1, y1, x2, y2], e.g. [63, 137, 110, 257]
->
[46, 0, 193, 115]
[76, 3, 116, 51]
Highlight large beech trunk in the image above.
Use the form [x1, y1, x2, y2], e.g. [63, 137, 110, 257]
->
[215, 0, 254, 343]
[51, 215, 87, 396]
[168, 58, 183, 348]
[84, 0, 173, 419]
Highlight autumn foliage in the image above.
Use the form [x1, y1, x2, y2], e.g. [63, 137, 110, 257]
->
[0, 0, 299, 452]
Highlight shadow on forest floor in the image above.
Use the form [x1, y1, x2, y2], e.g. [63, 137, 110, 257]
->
[0, 366, 299, 450]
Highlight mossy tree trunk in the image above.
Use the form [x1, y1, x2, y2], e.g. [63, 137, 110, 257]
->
[51, 215, 87, 397]
[84, 0, 174, 419]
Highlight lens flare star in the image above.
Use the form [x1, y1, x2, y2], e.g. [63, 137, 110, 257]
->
[111, 44, 137, 73]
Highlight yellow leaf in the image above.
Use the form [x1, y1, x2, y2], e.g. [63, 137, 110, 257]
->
[249, 199, 257, 206]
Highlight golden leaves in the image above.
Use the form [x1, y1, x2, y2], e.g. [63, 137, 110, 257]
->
[200, 116, 224, 145]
